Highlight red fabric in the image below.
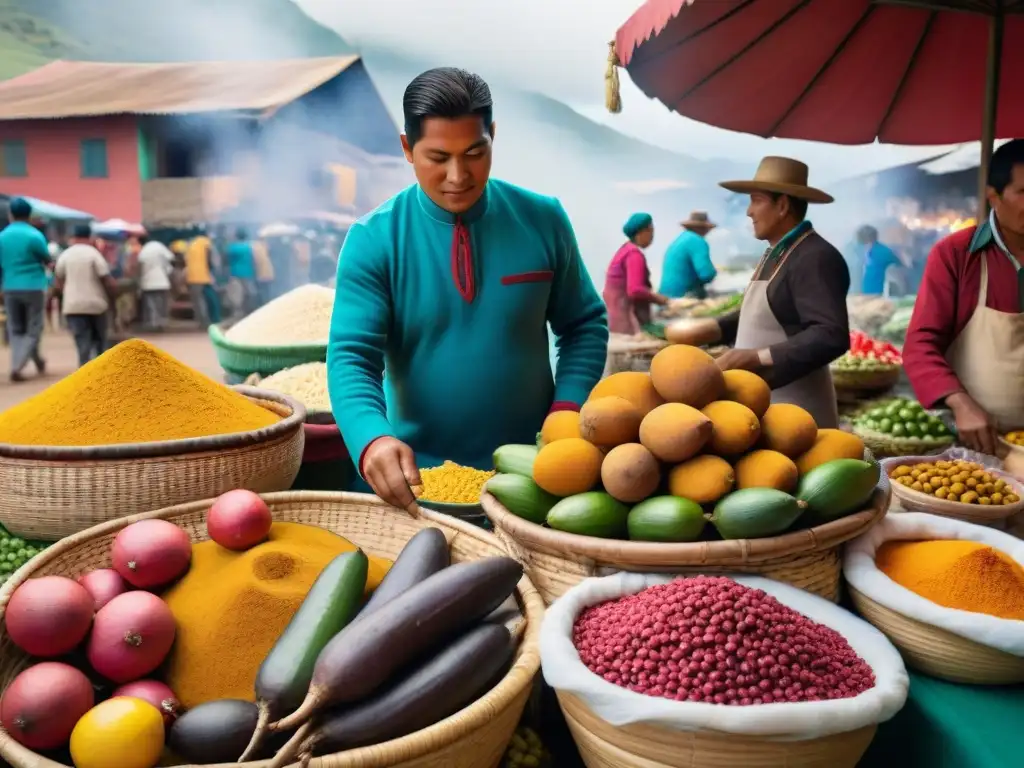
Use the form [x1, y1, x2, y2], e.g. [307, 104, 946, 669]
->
[451, 217, 476, 302]
[549, 401, 581, 414]
[903, 227, 1020, 409]
[604, 242, 655, 334]
[615, 0, 1024, 145]
[501, 270, 554, 285]
[302, 423, 350, 463]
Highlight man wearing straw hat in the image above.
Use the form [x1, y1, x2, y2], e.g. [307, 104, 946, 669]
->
[671, 157, 850, 428]
[659, 211, 718, 300]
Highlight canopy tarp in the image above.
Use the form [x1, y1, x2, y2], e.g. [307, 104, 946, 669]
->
[0, 194, 94, 221]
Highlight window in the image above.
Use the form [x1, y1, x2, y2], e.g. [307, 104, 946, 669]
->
[0, 140, 27, 177]
[80, 138, 108, 178]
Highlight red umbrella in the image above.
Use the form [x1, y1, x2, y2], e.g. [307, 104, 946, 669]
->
[611, 0, 1024, 216]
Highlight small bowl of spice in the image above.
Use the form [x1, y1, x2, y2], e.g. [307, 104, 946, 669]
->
[413, 461, 495, 528]
[844, 511, 1024, 685]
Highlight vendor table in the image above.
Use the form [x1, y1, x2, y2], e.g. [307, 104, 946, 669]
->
[862, 671, 1024, 766]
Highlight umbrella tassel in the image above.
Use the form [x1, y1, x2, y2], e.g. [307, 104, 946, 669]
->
[605, 41, 622, 114]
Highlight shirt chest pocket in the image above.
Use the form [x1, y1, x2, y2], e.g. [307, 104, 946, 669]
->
[499, 270, 555, 323]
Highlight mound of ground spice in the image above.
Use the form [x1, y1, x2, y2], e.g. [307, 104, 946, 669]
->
[876, 539, 1024, 620]
[0, 339, 279, 446]
[573, 576, 875, 705]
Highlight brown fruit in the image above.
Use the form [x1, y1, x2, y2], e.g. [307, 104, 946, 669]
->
[639, 403, 712, 463]
[721, 369, 771, 418]
[701, 400, 761, 456]
[795, 429, 866, 474]
[734, 450, 799, 492]
[649, 345, 724, 407]
[667, 455, 735, 504]
[588, 372, 664, 417]
[760, 403, 818, 458]
[601, 443, 662, 503]
[579, 396, 642, 447]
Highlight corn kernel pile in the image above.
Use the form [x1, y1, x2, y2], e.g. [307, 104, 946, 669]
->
[889, 459, 1020, 505]
[418, 461, 495, 504]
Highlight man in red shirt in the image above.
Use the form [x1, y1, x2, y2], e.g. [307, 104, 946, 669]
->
[903, 139, 1024, 454]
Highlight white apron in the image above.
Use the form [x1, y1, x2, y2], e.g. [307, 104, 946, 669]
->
[945, 254, 1024, 430]
[734, 231, 840, 429]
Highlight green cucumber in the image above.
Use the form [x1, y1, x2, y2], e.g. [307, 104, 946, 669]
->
[627, 496, 706, 542]
[493, 444, 539, 477]
[797, 458, 880, 523]
[238, 549, 368, 760]
[546, 492, 629, 539]
[710, 488, 806, 539]
[485, 473, 559, 524]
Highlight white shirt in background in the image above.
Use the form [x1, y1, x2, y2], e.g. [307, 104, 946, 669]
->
[138, 241, 174, 291]
[55, 244, 110, 315]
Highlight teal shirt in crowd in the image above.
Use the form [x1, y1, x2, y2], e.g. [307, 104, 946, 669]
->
[328, 180, 609, 473]
[0, 221, 50, 291]
[659, 229, 717, 298]
[226, 242, 255, 280]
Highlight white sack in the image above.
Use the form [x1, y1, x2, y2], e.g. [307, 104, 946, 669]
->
[540, 572, 908, 740]
[844, 511, 1024, 655]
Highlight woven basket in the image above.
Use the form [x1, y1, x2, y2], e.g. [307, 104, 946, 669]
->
[481, 484, 890, 605]
[853, 427, 954, 458]
[209, 322, 327, 377]
[880, 454, 1024, 524]
[0, 387, 305, 541]
[831, 366, 900, 397]
[848, 587, 1024, 685]
[0, 491, 543, 768]
[605, 336, 669, 374]
[557, 691, 874, 768]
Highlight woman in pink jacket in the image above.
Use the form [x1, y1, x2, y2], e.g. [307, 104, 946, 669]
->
[603, 213, 669, 334]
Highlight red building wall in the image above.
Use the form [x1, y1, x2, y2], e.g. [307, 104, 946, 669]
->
[0, 115, 142, 222]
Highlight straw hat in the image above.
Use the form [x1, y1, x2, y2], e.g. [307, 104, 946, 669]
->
[681, 211, 717, 230]
[719, 156, 834, 204]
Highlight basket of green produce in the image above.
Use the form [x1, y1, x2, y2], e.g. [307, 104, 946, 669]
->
[831, 332, 902, 396]
[852, 397, 954, 458]
[0, 526, 47, 588]
[690, 292, 743, 318]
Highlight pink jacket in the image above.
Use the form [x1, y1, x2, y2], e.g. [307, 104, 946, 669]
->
[603, 242, 656, 334]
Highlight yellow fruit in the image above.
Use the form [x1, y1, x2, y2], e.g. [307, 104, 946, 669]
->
[588, 372, 665, 417]
[649, 344, 724, 408]
[721, 369, 771, 418]
[601, 443, 662, 503]
[701, 400, 761, 456]
[579, 396, 642, 447]
[668, 455, 735, 504]
[71, 697, 164, 768]
[532, 438, 603, 497]
[760, 403, 818, 458]
[734, 450, 799, 492]
[795, 429, 865, 474]
[639, 403, 713, 463]
[540, 410, 581, 444]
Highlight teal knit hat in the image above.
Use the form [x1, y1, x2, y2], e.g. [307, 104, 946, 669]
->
[623, 212, 653, 239]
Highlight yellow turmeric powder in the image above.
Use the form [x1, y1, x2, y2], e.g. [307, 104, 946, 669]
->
[162, 522, 391, 708]
[418, 461, 495, 504]
[0, 339, 279, 446]
[876, 539, 1024, 620]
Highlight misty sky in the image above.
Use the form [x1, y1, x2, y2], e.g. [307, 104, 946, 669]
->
[295, 0, 966, 181]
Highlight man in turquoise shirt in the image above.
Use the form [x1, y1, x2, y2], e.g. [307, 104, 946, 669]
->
[328, 67, 608, 509]
[0, 198, 51, 381]
[659, 211, 718, 299]
[225, 228, 257, 316]
[856, 225, 902, 295]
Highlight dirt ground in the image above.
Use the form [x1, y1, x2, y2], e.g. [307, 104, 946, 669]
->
[0, 324, 221, 411]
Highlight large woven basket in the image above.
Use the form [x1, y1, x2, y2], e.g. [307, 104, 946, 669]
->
[848, 587, 1024, 685]
[0, 387, 305, 541]
[481, 484, 890, 605]
[209, 323, 327, 378]
[0, 491, 543, 768]
[558, 691, 875, 768]
[880, 454, 1024, 524]
[853, 427, 954, 458]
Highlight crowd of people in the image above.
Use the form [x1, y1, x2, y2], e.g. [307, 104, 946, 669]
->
[0, 200, 345, 377]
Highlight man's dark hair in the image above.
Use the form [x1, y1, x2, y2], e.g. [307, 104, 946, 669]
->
[403, 67, 494, 147]
[988, 139, 1024, 195]
[857, 225, 878, 244]
[769, 192, 809, 223]
[8, 197, 31, 220]
[137, 233, 150, 245]
[72, 224, 92, 239]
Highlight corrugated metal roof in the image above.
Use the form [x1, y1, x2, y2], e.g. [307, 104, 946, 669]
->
[0, 56, 361, 121]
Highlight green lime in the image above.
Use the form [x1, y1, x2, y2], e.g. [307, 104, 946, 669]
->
[935, 422, 951, 436]
[892, 423, 907, 437]
[868, 408, 886, 420]
[879, 418, 894, 433]
[864, 419, 879, 431]
[907, 401, 924, 413]
[5, 552, 16, 562]
[905, 422, 921, 437]
[885, 404, 902, 417]
[897, 408, 915, 421]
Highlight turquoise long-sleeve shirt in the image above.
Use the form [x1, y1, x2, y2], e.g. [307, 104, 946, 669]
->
[328, 180, 608, 474]
[0, 221, 51, 291]
[659, 229, 717, 298]
[226, 242, 256, 280]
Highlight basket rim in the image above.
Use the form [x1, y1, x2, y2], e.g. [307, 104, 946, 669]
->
[0, 490, 544, 768]
[209, 321, 328, 354]
[0, 386, 306, 461]
[853, 426, 954, 448]
[880, 453, 1024, 520]
[481, 483, 890, 565]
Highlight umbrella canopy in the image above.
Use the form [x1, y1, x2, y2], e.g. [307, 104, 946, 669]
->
[614, 0, 1024, 144]
[93, 218, 146, 236]
[0, 194, 94, 221]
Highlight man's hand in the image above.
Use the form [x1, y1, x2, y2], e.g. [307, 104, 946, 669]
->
[946, 392, 998, 455]
[361, 437, 421, 510]
[651, 292, 671, 306]
[715, 348, 762, 373]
